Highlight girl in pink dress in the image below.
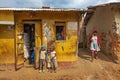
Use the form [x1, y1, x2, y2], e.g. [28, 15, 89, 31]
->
[89, 30, 100, 62]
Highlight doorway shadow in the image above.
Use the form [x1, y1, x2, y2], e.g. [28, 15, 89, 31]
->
[78, 48, 116, 63]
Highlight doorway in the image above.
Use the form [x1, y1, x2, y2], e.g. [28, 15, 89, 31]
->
[15, 21, 42, 70]
[24, 24, 35, 66]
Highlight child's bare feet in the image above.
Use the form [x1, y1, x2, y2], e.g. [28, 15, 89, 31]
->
[90, 59, 93, 62]
[39, 70, 42, 73]
[50, 70, 52, 73]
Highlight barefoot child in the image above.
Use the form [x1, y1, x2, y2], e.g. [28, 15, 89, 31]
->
[50, 46, 57, 73]
[90, 30, 100, 62]
[39, 46, 46, 73]
[47, 48, 51, 72]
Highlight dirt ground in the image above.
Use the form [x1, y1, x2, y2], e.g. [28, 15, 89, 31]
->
[0, 48, 120, 80]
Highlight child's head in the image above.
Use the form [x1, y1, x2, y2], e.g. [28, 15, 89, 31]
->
[41, 47, 45, 51]
[93, 30, 97, 36]
[47, 48, 51, 53]
[51, 46, 55, 51]
[41, 45, 46, 51]
[49, 47, 52, 51]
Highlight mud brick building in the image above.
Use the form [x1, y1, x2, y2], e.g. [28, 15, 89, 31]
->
[84, 2, 120, 63]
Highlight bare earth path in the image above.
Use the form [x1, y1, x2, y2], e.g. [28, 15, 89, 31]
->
[0, 48, 120, 80]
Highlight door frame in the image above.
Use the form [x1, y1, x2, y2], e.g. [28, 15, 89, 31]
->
[15, 20, 42, 70]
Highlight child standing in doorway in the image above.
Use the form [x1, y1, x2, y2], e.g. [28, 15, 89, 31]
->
[39, 46, 46, 73]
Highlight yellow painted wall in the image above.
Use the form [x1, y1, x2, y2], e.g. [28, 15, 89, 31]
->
[56, 36, 77, 61]
[42, 20, 78, 62]
[0, 25, 15, 64]
[0, 10, 14, 21]
[15, 11, 80, 62]
[0, 10, 14, 64]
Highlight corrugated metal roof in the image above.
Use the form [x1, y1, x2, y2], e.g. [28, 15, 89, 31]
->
[0, 8, 85, 11]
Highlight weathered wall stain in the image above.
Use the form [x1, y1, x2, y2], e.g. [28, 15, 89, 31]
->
[43, 22, 52, 42]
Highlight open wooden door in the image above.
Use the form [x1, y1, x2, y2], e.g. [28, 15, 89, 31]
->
[15, 21, 42, 70]
[15, 23, 24, 70]
[35, 22, 42, 69]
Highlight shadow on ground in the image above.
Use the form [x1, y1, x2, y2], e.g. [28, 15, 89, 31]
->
[78, 48, 115, 63]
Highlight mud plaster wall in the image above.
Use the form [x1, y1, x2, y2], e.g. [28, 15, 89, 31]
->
[111, 9, 120, 61]
[86, 6, 116, 57]
[79, 15, 85, 43]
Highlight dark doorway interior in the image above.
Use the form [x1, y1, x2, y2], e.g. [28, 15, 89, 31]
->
[24, 24, 35, 65]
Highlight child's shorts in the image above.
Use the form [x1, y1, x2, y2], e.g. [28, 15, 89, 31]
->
[51, 59, 57, 68]
[47, 62, 51, 68]
[40, 59, 45, 66]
